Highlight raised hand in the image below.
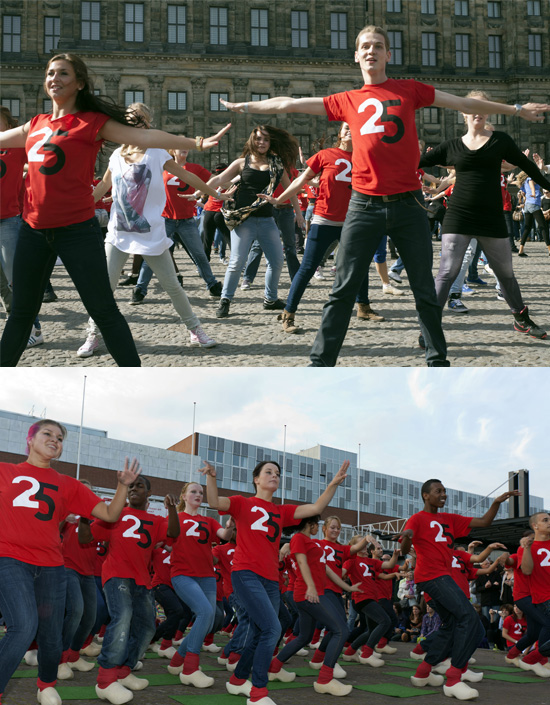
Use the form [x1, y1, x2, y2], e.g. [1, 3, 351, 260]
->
[519, 104, 550, 123]
[117, 457, 141, 486]
[202, 124, 232, 151]
[220, 99, 246, 113]
[330, 460, 350, 486]
[494, 490, 521, 503]
[198, 461, 216, 478]
[164, 493, 178, 508]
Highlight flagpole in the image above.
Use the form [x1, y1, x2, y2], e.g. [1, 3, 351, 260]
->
[281, 424, 287, 504]
[75, 376, 87, 481]
[356, 443, 361, 529]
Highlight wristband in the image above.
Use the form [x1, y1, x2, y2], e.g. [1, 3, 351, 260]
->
[195, 135, 204, 151]
[216, 187, 223, 197]
[242, 103, 249, 113]
[514, 103, 523, 116]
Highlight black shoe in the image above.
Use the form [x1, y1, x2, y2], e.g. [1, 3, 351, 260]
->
[511, 246, 519, 253]
[176, 273, 183, 287]
[209, 281, 223, 298]
[119, 274, 138, 286]
[418, 334, 426, 350]
[513, 307, 547, 339]
[131, 287, 145, 305]
[42, 285, 58, 303]
[216, 298, 230, 318]
[518, 252, 528, 257]
[263, 298, 286, 311]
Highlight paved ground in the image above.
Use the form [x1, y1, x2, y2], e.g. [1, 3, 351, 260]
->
[3, 241, 549, 367]
[4, 636, 549, 705]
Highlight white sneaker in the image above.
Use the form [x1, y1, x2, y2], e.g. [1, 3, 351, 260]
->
[376, 645, 397, 654]
[313, 679, 353, 696]
[442, 681, 479, 700]
[77, 333, 99, 357]
[296, 648, 308, 656]
[149, 643, 160, 653]
[95, 682, 133, 704]
[308, 660, 322, 670]
[411, 673, 444, 687]
[81, 642, 102, 657]
[330, 266, 337, 275]
[313, 267, 324, 279]
[117, 673, 148, 690]
[201, 643, 221, 653]
[433, 658, 452, 674]
[217, 655, 228, 665]
[69, 656, 95, 671]
[388, 270, 402, 283]
[158, 646, 176, 659]
[409, 650, 426, 661]
[342, 652, 359, 662]
[179, 669, 214, 688]
[518, 660, 550, 677]
[27, 326, 44, 348]
[333, 663, 347, 679]
[132, 661, 143, 671]
[245, 697, 277, 705]
[167, 663, 183, 675]
[25, 649, 39, 666]
[382, 283, 404, 296]
[268, 667, 296, 682]
[226, 679, 252, 696]
[189, 325, 216, 348]
[57, 662, 74, 679]
[241, 279, 251, 290]
[358, 653, 384, 667]
[36, 687, 62, 705]
[461, 669, 483, 682]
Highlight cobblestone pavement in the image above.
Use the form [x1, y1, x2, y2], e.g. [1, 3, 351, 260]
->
[3, 241, 549, 367]
[4, 637, 549, 705]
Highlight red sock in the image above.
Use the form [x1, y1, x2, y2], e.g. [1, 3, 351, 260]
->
[99, 625, 107, 638]
[169, 652, 185, 668]
[285, 628, 293, 638]
[229, 674, 247, 686]
[175, 630, 184, 640]
[67, 649, 80, 663]
[183, 652, 200, 675]
[311, 628, 322, 643]
[29, 640, 38, 650]
[160, 639, 172, 650]
[344, 641, 350, 648]
[522, 648, 543, 665]
[60, 649, 70, 664]
[269, 657, 283, 673]
[37, 679, 56, 691]
[117, 666, 131, 679]
[413, 642, 426, 655]
[249, 686, 269, 702]
[414, 661, 432, 679]
[82, 634, 93, 649]
[344, 645, 356, 656]
[204, 633, 214, 646]
[445, 665, 462, 687]
[317, 664, 333, 685]
[228, 651, 241, 664]
[507, 645, 521, 659]
[273, 646, 279, 657]
[361, 645, 374, 658]
[378, 637, 388, 648]
[97, 667, 118, 688]
[286, 634, 296, 644]
[311, 648, 325, 663]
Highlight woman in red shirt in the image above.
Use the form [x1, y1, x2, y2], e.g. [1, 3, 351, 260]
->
[0, 53, 230, 367]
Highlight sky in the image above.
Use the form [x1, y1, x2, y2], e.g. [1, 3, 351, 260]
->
[1, 367, 548, 508]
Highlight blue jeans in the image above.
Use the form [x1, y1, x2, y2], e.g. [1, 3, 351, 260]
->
[318, 590, 347, 654]
[0, 215, 21, 286]
[153, 583, 191, 642]
[223, 590, 252, 658]
[347, 601, 358, 632]
[171, 575, 216, 657]
[379, 597, 399, 640]
[278, 593, 348, 669]
[417, 575, 485, 669]
[351, 599, 391, 650]
[232, 570, 281, 689]
[514, 595, 542, 652]
[92, 575, 109, 636]
[222, 217, 284, 301]
[449, 239, 477, 296]
[277, 594, 293, 648]
[390, 256, 405, 275]
[309, 191, 448, 367]
[62, 569, 97, 652]
[98, 578, 156, 670]
[285, 224, 369, 313]
[538, 599, 550, 657]
[244, 207, 300, 283]
[0, 558, 67, 690]
[0, 218, 140, 366]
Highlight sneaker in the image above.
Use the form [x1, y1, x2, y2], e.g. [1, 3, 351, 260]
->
[467, 276, 487, 286]
[382, 282, 404, 296]
[176, 273, 183, 287]
[42, 285, 58, 303]
[418, 333, 426, 349]
[448, 297, 469, 313]
[518, 251, 528, 257]
[241, 279, 251, 290]
[77, 333, 99, 358]
[27, 326, 44, 348]
[496, 290, 506, 302]
[330, 266, 337, 275]
[314, 266, 324, 280]
[209, 281, 222, 297]
[513, 307, 547, 339]
[119, 274, 138, 287]
[484, 264, 495, 275]
[131, 287, 145, 305]
[388, 270, 402, 283]
[189, 326, 217, 348]
[216, 298, 230, 318]
[511, 245, 519, 253]
[461, 284, 474, 295]
[263, 298, 285, 311]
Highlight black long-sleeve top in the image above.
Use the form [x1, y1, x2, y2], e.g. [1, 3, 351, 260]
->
[419, 131, 550, 238]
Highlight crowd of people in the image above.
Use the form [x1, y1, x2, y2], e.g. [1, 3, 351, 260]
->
[1, 418, 549, 705]
[1, 25, 550, 366]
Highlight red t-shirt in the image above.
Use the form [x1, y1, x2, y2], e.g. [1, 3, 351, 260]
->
[93, 177, 112, 213]
[320, 539, 352, 593]
[502, 615, 527, 646]
[286, 555, 297, 591]
[500, 174, 512, 211]
[24, 111, 110, 229]
[214, 564, 224, 601]
[212, 542, 236, 597]
[170, 512, 221, 578]
[204, 194, 224, 212]
[91, 507, 168, 587]
[222, 495, 298, 581]
[404, 511, 472, 583]
[273, 167, 298, 205]
[344, 555, 383, 603]
[162, 162, 211, 220]
[305, 184, 318, 200]
[151, 546, 173, 588]
[62, 521, 97, 576]
[519, 541, 550, 604]
[94, 540, 108, 577]
[377, 565, 400, 600]
[0, 147, 26, 218]
[323, 79, 435, 196]
[291, 532, 326, 602]
[307, 148, 353, 222]
[450, 549, 478, 598]
[508, 553, 531, 601]
[0, 461, 100, 567]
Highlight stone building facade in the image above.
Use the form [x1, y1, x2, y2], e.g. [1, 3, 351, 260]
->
[1, 0, 549, 171]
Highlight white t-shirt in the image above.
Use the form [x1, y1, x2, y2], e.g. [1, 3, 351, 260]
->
[106, 147, 173, 255]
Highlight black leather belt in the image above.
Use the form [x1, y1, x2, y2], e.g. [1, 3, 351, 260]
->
[352, 190, 417, 203]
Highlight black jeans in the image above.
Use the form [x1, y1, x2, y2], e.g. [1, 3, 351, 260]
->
[0, 217, 140, 367]
[520, 208, 550, 246]
[202, 210, 231, 261]
[309, 190, 448, 367]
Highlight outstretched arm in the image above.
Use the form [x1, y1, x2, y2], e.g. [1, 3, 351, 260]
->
[432, 91, 549, 122]
[91, 458, 141, 523]
[198, 462, 231, 512]
[469, 491, 520, 528]
[293, 461, 349, 520]
[164, 160, 235, 200]
[220, 96, 327, 117]
[259, 167, 317, 206]
[99, 121, 231, 152]
[467, 542, 507, 563]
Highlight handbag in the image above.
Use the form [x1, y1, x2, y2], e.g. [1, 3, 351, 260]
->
[512, 209, 523, 222]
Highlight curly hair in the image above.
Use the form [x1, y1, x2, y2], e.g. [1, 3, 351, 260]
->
[241, 125, 299, 173]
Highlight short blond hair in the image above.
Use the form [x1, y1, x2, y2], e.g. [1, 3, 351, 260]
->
[355, 26, 390, 51]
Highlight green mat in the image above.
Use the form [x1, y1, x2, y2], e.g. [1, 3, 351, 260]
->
[387, 670, 418, 679]
[56, 686, 99, 700]
[480, 665, 521, 672]
[170, 696, 245, 705]
[146, 673, 183, 685]
[483, 672, 541, 683]
[354, 683, 438, 697]
[12, 668, 38, 678]
[144, 652, 161, 659]
[285, 667, 318, 677]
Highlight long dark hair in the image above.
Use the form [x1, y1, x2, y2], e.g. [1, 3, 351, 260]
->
[45, 53, 145, 127]
[241, 125, 299, 173]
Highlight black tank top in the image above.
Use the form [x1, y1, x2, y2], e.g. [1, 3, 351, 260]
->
[234, 161, 274, 218]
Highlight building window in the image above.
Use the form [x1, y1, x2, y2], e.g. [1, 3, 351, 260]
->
[44, 17, 60, 54]
[81, 1, 100, 40]
[528, 34, 542, 67]
[422, 32, 437, 66]
[488, 35, 502, 69]
[493, 113, 506, 125]
[330, 12, 347, 50]
[1, 98, 20, 117]
[527, 1, 541, 16]
[43, 99, 53, 113]
[421, 0, 436, 13]
[251, 8, 268, 47]
[125, 3, 144, 42]
[210, 92, 228, 111]
[387, 0, 402, 11]
[210, 7, 228, 45]
[167, 5, 186, 44]
[291, 11, 308, 49]
[454, 0, 469, 15]
[455, 34, 470, 67]
[375, 477, 387, 491]
[3, 15, 21, 52]
[251, 93, 269, 101]
[423, 107, 439, 123]
[125, 90, 144, 105]
[168, 91, 186, 110]
[388, 31, 403, 65]
[487, 1, 501, 18]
